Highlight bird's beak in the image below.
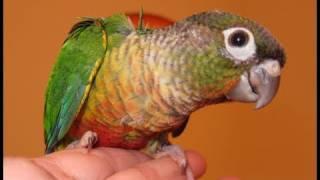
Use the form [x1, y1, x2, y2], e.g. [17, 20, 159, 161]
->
[226, 59, 281, 109]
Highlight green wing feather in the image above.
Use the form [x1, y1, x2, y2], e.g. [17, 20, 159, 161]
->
[44, 14, 134, 153]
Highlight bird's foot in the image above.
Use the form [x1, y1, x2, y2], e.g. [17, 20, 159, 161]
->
[66, 131, 98, 153]
[154, 144, 194, 180]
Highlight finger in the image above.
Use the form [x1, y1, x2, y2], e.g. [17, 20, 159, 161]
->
[185, 150, 207, 178]
[107, 150, 207, 180]
[107, 156, 183, 180]
[34, 147, 151, 179]
[89, 147, 151, 171]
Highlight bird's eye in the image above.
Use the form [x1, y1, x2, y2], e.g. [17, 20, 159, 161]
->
[223, 27, 256, 61]
[228, 30, 249, 47]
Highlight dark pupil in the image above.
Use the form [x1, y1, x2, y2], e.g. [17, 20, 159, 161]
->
[229, 30, 249, 47]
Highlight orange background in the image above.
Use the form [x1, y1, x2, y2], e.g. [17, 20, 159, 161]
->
[4, 0, 316, 180]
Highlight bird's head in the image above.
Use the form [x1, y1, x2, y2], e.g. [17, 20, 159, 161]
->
[183, 11, 286, 109]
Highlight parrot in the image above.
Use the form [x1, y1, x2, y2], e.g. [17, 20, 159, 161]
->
[44, 10, 286, 179]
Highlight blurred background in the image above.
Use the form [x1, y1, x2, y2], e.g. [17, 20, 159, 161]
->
[4, 0, 316, 179]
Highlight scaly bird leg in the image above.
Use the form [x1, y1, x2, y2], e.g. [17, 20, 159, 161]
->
[66, 131, 98, 152]
[145, 134, 194, 180]
[154, 144, 194, 180]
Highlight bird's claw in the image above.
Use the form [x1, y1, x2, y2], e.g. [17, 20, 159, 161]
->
[66, 131, 98, 153]
[154, 144, 194, 180]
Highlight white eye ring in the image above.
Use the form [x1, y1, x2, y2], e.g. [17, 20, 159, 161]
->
[223, 27, 256, 61]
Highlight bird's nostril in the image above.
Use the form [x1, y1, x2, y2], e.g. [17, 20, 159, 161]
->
[261, 60, 281, 77]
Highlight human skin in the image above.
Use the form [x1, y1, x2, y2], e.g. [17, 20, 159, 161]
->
[4, 147, 207, 180]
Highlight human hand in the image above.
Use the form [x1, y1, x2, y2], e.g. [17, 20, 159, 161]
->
[4, 147, 206, 180]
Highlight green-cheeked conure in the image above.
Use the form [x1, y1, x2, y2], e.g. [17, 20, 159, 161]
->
[44, 10, 286, 179]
